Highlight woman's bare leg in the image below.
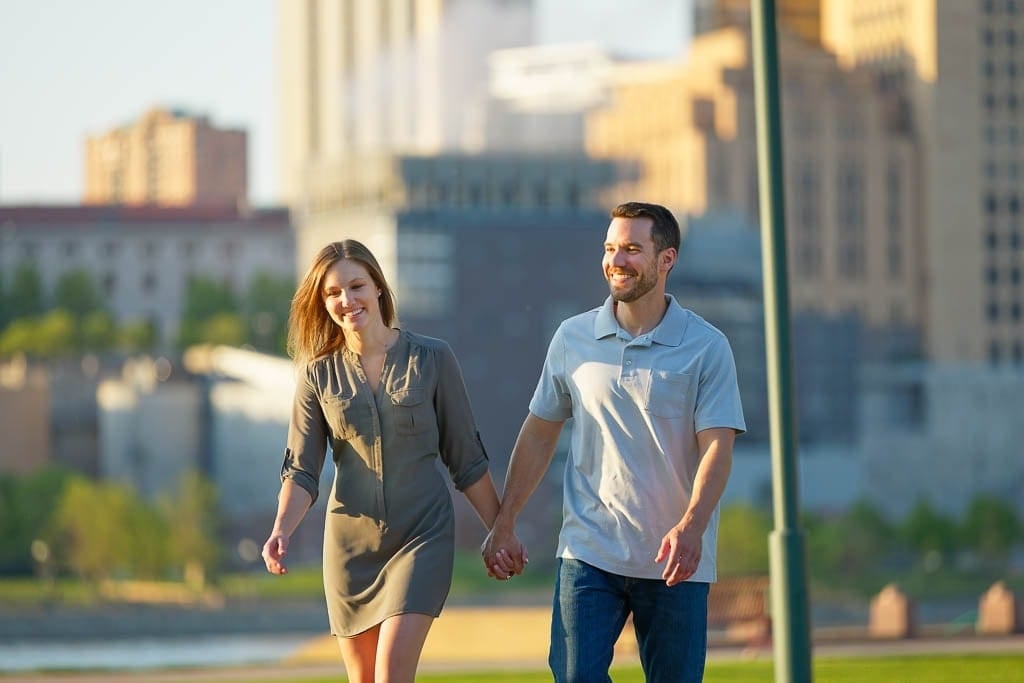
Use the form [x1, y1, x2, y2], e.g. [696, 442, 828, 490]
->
[337, 624, 381, 683]
[374, 613, 434, 683]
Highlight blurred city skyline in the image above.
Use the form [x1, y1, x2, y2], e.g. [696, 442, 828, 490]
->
[0, 0, 693, 207]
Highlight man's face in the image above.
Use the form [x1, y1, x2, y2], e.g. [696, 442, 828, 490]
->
[603, 216, 666, 303]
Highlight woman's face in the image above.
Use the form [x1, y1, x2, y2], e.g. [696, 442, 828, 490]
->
[322, 258, 382, 333]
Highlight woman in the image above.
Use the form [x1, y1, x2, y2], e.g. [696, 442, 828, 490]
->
[261, 240, 514, 682]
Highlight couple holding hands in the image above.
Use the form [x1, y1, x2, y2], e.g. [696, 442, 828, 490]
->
[262, 202, 745, 683]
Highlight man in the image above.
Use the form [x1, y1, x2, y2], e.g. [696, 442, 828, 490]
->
[483, 202, 745, 682]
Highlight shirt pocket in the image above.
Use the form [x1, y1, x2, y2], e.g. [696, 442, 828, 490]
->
[322, 393, 371, 440]
[388, 387, 432, 436]
[645, 370, 693, 419]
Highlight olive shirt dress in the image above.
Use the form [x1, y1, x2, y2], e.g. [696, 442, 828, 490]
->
[280, 330, 491, 637]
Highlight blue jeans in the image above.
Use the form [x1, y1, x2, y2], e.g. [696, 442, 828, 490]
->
[549, 558, 710, 683]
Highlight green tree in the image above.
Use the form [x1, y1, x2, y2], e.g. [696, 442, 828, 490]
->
[160, 471, 222, 585]
[200, 312, 246, 347]
[178, 277, 238, 348]
[35, 310, 77, 358]
[716, 504, 772, 576]
[902, 497, 957, 567]
[805, 500, 896, 580]
[0, 466, 76, 574]
[0, 319, 37, 357]
[119, 318, 159, 353]
[959, 494, 1020, 567]
[51, 478, 169, 581]
[244, 272, 293, 354]
[7, 262, 46, 320]
[80, 310, 118, 352]
[53, 270, 104, 318]
[0, 269, 9, 330]
[124, 500, 171, 579]
[0, 311, 76, 358]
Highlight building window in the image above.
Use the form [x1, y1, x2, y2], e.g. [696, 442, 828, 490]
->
[396, 232, 454, 317]
[142, 271, 157, 293]
[988, 301, 1000, 321]
[985, 193, 998, 215]
[990, 340, 1001, 364]
[103, 273, 117, 296]
[567, 184, 580, 208]
[534, 183, 550, 208]
[888, 244, 904, 279]
[181, 241, 196, 258]
[796, 243, 821, 278]
[501, 182, 518, 206]
[104, 241, 120, 258]
[838, 243, 864, 279]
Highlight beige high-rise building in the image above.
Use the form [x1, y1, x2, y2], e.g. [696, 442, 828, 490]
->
[277, 0, 532, 205]
[694, 0, 823, 45]
[84, 108, 248, 207]
[819, 0, 1024, 364]
[586, 26, 923, 335]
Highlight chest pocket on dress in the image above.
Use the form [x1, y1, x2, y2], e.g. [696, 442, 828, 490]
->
[388, 387, 432, 436]
[323, 394, 371, 440]
[645, 370, 693, 418]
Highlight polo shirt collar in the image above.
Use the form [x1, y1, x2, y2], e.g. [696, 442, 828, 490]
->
[593, 294, 689, 347]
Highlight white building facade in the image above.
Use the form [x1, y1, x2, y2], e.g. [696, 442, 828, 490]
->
[0, 205, 294, 350]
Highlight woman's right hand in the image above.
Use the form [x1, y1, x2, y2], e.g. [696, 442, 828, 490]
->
[262, 533, 290, 575]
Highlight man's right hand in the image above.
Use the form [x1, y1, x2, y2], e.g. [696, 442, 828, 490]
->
[481, 523, 528, 580]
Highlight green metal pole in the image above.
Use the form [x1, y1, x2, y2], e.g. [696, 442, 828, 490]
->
[749, 1, 813, 681]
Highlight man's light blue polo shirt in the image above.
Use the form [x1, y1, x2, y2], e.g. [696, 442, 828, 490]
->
[529, 294, 746, 582]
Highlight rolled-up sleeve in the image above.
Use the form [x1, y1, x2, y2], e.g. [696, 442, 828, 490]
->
[281, 366, 328, 503]
[432, 343, 489, 491]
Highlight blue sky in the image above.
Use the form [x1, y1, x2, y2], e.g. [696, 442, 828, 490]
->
[1, 0, 276, 204]
[0, 0, 689, 207]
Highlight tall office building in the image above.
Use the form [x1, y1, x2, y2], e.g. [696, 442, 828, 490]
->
[585, 26, 922, 339]
[277, 0, 533, 205]
[819, 0, 1024, 364]
[693, 0, 822, 45]
[84, 108, 247, 207]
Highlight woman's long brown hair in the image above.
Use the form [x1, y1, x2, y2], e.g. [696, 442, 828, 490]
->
[286, 240, 397, 365]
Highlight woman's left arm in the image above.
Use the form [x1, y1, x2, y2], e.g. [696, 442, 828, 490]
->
[461, 470, 502, 530]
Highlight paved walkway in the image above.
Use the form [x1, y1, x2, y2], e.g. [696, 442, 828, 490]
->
[3, 606, 1023, 682]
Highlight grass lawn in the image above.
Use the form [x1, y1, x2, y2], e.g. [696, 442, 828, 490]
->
[176, 654, 1024, 683]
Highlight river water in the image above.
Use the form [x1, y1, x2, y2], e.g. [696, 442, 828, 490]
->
[0, 633, 320, 672]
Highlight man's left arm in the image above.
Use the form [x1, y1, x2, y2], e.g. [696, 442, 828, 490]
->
[657, 427, 736, 586]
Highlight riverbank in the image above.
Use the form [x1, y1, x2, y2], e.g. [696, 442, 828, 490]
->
[0, 600, 330, 641]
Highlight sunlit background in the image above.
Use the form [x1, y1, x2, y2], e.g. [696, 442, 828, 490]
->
[1, 0, 1022, 676]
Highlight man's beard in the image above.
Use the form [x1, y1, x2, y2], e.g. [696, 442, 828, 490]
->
[607, 264, 658, 303]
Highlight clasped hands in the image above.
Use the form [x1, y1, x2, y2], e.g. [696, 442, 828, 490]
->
[480, 525, 528, 581]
